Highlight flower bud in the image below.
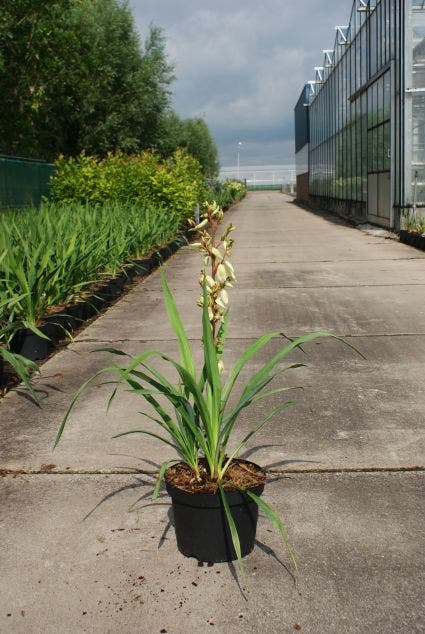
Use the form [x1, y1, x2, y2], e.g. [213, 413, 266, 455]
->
[224, 261, 236, 281]
[195, 219, 208, 230]
[216, 263, 227, 283]
[211, 247, 223, 261]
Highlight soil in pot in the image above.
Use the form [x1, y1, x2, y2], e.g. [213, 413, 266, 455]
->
[165, 459, 266, 563]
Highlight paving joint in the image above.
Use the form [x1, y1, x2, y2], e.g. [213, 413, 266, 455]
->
[1, 466, 424, 477]
[74, 332, 425, 344]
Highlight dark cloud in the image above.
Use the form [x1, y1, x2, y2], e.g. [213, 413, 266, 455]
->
[130, 0, 352, 166]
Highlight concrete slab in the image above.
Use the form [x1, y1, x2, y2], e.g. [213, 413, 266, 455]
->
[1, 192, 424, 633]
[148, 257, 425, 291]
[73, 283, 425, 342]
[1, 472, 423, 633]
[1, 192, 425, 474]
[1, 335, 424, 472]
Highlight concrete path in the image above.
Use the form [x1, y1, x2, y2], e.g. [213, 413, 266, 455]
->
[1, 192, 424, 633]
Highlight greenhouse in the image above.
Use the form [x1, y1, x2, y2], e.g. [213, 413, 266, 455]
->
[295, 0, 425, 228]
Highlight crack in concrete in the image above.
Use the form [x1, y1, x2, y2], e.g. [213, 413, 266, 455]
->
[139, 283, 425, 293]
[75, 332, 425, 344]
[1, 466, 424, 477]
[228, 257, 425, 264]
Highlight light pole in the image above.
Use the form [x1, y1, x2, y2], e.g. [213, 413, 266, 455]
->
[237, 141, 242, 180]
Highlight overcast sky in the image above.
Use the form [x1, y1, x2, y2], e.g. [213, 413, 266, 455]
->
[129, 1, 351, 167]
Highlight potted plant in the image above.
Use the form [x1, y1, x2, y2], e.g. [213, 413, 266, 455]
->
[399, 213, 425, 251]
[0, 297, 39, 398]
[55, 201, 355, 575]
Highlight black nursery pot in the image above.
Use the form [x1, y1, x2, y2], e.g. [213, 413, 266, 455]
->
[10, 323, 58, 361]
[166, 475, 265, 563]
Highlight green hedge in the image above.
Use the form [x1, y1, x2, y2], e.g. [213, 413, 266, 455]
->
[51, 149, 205, 219]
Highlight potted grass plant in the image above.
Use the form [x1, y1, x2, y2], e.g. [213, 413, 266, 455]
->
[55, 201, 355, 574]
[0, 297, 39, 398]
[399, 213, 425, 251]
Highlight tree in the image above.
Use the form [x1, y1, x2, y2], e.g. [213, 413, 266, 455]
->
[0, 0, 68, 157]
[0, 0, 174, 159]
[158, 113, 219, 178]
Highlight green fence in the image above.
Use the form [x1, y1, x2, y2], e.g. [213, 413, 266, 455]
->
[0, 155, 54, 208]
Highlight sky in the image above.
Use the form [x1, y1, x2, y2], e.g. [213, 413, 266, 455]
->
[129, 1, 352, 167]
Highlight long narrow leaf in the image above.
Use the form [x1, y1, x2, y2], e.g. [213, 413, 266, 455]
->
[1, 348, 39, 401]
[112, 429, 180, 453]
[222, 332, 280, 408]
[221, 400, 297, 474]
[218, 484, 244, 579]
[152, 460, 171, 500]
[246, 490, 298, 573]
[54, 367, 115, 448]
[161, 269, 196, 378]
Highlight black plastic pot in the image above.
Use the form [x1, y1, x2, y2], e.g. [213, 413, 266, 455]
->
[132, 257, 153, 276]
[166, 471, 265, 563]
[399, 229, 425, 250]
[10, 323, 59, 361]
[104, 272, 127, 299]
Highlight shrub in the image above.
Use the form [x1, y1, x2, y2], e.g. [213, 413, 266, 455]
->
[50, 149, 205, 219]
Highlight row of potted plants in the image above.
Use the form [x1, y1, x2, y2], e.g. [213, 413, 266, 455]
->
[399, 213, 425, 250]
[0, 181, 247, 391]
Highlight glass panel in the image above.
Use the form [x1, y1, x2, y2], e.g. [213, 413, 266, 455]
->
[383, 121, 391, 171]
[370, 10, 377, 76]
[383, 70, 391, 120]
[377, 124, 384, 171]
[377, 76, 384, 124]
[411, 6, 425, 203]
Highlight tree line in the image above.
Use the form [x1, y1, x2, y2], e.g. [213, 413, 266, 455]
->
[0, 0, 219, 177]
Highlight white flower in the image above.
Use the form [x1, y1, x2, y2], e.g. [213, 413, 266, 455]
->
[216, 290, 228, 309]
[216, 263, 227, 283]
[217, 359, 225, 374]
[224, 260, 236, 281]
[211, 247, 223, 261]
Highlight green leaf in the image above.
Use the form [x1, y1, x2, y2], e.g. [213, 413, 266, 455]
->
[218, 484, 244, 579]
[221, 400, 297, 473]
[222, 332, 280, 408]
[112, 429, 180, 453]
[152, 460, 170, 500]
[161, 269, 196, 378]
[0, 348, 39, 402]
[93, 347, 130, 356]
[246, 490, 298, 574]
[54, 367, 114, 448]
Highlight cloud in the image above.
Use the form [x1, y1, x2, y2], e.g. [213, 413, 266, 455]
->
[130, 0, 352, 166]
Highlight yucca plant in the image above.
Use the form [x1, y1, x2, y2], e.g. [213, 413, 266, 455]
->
[54, 200, 361, 578]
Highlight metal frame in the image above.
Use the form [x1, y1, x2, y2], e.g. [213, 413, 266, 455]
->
[297, 0, 417, 229]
